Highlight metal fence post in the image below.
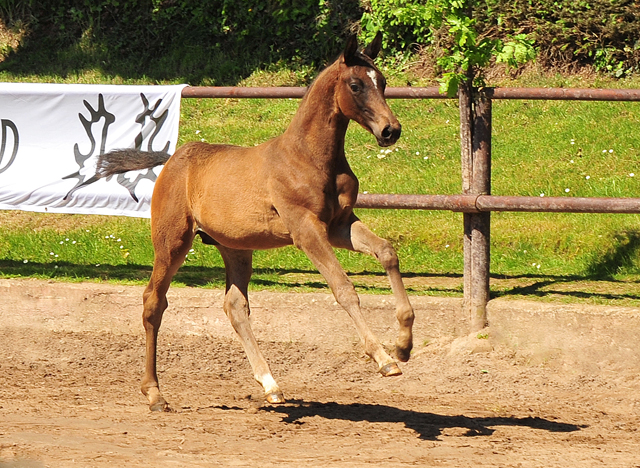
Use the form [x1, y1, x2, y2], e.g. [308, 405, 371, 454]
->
[459, 79, 474, 326]
[461, 85, 492, 332]
[469, 89, 492, 331]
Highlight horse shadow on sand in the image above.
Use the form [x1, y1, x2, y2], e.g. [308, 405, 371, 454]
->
[232, 400, 585, 441]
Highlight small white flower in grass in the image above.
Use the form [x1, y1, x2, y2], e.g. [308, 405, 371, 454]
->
[117, 238, 121, 242]
[377, 153, 386, 159]
[445, 244, 450, 249]
[416, 151, 420, 156]
[72, 241, 77, 244]
[570, 139, 575, 145]
[570, 160, 574, 163]
[50, 252, 54, 256]
[96, 264, 100, 267]
[195, 130, 201, 134]
[536, 264, 541, 269]
[363, 191, 369, 194]
[120, 245, 124, 249]
[565, 188, 570, 193]
[423, 156, 429, 160]
[540, 193, 545, 197]
[602, 150, 607, 153]
[609, 149, 614, 153]
[630, 173, 635, 177]
[59, 241, 64, 244]
[585, 175, 590, 180]
[54, 254, 59, 258]
[54, 265, 59, 269]
[23, 259, 28, 264]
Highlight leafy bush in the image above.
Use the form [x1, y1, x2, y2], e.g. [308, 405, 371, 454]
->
[2, 0, 640, 80]
[0, 0, 362, 83]
[480, 0, 640, 76]
[360, 0, 640, 77]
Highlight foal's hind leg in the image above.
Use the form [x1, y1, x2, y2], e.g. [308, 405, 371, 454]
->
[330, 215, 415, 362]
[217, 246, 285, 404]
[141, 223, 195, 411]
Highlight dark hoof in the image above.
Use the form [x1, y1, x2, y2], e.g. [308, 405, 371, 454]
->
[265, 392, 286, 404]
[379, 362, 402, 377]
[149, 398, 171, 412]
[396, 344, 412, 363]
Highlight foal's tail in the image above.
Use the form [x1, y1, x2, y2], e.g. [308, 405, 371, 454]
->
[63, 149, 171, 200]
[94, 148, 171, 178]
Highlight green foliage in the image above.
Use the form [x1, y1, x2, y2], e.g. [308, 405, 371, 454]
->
[360, 0, 435, 53]
[360, 1, 536, 95]
[362, 0, 640, 81]
[479, 0, 640, 77]
[0, 0, 362, 84]
[2, 0, 640, 82]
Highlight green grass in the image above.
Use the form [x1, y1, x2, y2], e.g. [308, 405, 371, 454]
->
[0, 72, 639, 307]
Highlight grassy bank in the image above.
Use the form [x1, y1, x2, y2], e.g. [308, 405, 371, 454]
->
[0, 72, 638, 306]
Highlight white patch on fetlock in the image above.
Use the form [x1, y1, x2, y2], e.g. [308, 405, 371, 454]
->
[257, 373, 280, 395]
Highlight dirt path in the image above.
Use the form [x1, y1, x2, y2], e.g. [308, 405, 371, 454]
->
[1, 278, 639, 467]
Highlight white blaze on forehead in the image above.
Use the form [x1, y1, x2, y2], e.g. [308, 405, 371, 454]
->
[367, 69, 378, 89]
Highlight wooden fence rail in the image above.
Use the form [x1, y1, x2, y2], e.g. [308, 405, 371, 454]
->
[181, 85, 640, 332]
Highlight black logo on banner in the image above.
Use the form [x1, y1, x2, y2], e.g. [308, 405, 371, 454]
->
[63, 94, 116, 197]
[134, 93, 170, 153]
[64, 92, 171, 202]
[0, 119, 19, 175]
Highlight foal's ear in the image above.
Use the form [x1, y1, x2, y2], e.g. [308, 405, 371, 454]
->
[363, 31, 383, 60]
[343, 34, 358, 64]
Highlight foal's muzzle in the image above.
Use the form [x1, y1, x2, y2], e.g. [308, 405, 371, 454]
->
[377, 123, 402, 147]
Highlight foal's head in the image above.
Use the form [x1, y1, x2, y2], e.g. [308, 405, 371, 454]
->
[335, 33, 401, 147]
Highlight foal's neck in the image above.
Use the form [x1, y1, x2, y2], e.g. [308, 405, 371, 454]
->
[282, 61, 348, 164]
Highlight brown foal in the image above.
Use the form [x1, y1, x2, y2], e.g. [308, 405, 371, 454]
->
[95, 33, 414, 411]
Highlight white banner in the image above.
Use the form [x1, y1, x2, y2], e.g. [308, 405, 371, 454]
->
[0, 83, 187, 217]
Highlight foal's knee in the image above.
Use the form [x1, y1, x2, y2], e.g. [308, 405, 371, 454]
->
[376, 240, 400, 271]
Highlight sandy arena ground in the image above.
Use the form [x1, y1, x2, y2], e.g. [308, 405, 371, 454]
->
[1, 278, 639, 467]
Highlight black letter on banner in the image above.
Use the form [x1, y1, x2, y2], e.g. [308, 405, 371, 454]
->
[0, 119, 19, 175]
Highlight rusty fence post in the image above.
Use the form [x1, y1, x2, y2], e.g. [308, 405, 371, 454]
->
[459, 79, 473, 326]
[461, 86, 492, 332]
[469, 89, 492, 331]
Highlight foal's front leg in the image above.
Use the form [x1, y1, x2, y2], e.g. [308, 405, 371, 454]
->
[330, 215, 415, 362]
[292, 215, 401, 376]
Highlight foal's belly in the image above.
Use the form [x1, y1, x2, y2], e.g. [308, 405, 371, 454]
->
[194, 203, 293, 251]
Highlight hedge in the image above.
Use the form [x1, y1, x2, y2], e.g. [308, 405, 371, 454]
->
[1, 0, 639, 82]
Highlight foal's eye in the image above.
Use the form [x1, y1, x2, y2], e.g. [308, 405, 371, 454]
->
[349, 83, 361, 93]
